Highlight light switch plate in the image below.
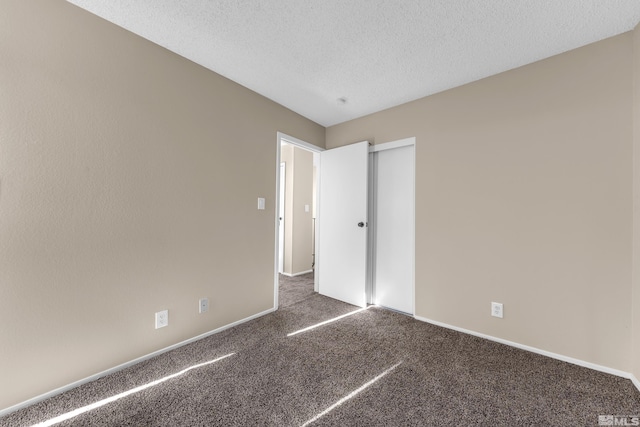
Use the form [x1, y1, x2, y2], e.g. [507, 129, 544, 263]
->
[257, 197, 265, 210]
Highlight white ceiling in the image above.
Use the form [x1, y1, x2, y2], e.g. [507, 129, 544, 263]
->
[66, 0, 640, 127]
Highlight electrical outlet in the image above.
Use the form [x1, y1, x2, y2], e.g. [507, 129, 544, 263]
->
[155, 310, 169, 329]
[199, 298, 209, 314]
[491, 302, 503, 319]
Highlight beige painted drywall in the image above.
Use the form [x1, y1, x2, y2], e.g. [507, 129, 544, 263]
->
[633, 23, 640, 383]
[291, 147, 314, 274]
[281, 144, 294, 274]
[327, 34, 634, 372]
[0, 0, 324, 411]
[280, 144, 314, 275]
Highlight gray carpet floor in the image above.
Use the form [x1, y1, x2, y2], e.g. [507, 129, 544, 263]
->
[279, 272, 316, 309]
[3, 272, 640, 426]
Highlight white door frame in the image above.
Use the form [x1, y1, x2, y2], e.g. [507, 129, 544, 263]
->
[368, 137, 416, 315]
[278, 162, 286, 274]
[274, 132, 324, 310]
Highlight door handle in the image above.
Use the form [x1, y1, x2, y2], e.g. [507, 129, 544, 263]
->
[357, 222, 366, 228]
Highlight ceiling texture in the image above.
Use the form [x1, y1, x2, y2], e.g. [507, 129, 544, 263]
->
[66, 0, 640, 127]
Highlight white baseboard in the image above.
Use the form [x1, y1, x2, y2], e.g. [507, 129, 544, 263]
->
[414, 315, 640, 393]
[631, 374, 640, 393]
[280, 269, 313, 277]
[0, 307, 276, 418]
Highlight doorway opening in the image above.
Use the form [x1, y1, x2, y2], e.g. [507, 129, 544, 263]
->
[274, 132, 323, 310]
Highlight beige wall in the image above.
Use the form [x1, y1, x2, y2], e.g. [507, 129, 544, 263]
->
[0, 0, 324, 411]
[280, 144, 314, 275]
[291, 147, 314, 274]
[2, 0, 639, 413]
[281, 144, 294, 274]
[328, 34, 634, 372]
[634, 23, 640, 382]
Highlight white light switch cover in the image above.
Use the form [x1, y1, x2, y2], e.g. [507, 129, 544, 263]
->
[257, 198, 265, 210]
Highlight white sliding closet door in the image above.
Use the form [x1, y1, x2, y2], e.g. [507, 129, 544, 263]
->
[371, 144, 414, 314]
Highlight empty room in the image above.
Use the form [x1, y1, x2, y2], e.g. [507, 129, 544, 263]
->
[2, 0, 640, 425]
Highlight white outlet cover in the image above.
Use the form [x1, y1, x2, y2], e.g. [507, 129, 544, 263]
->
[155, 310, 169, 329]
[491, 302, 503, 319]
[199, 298, 209, 314]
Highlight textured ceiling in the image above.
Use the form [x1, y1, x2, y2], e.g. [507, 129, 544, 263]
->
[66, 0, 640, 127]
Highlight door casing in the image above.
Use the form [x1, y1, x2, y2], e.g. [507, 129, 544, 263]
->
[278, 162, 286, 274]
